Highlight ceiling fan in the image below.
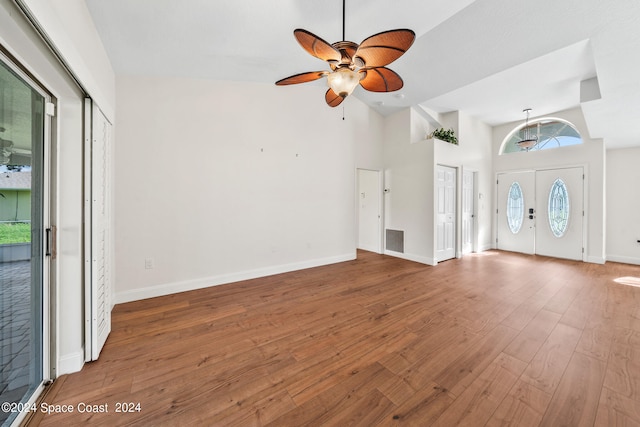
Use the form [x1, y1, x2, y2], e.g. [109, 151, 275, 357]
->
[275, 0, 415, 107]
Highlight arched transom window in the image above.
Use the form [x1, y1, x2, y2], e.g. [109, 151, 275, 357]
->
[501, 118, 582, 154]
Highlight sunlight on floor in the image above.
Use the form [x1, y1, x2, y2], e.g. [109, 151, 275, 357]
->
[614, 276, 640, 288]
[468, 251, 500, 257]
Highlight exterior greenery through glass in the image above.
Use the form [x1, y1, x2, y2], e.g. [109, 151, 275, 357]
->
[502, 119, 582, 154]
[507, 182, 524, 234]
[548, 178, 570, 237]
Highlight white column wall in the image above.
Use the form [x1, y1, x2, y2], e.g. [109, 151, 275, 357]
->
[436, 111, 494, 254]
[606, 147, 640, 265]
[382, 108, 494, 265]
[383, 109, 436, 264]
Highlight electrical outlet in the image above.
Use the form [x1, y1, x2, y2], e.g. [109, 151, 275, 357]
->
[145, 258, 154, 269]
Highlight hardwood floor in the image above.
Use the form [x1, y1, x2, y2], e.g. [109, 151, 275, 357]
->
[28, 250, 640, 426]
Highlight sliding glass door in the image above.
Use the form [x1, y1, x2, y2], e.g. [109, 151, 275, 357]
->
[0, 54, 49, 427]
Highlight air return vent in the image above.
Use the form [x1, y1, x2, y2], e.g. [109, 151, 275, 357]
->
[385, 229, 404, 253]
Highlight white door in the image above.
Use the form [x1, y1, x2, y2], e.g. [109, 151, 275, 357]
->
[535, 167, 584, 260]
[85, 100, 112, 361]
[497, 168, 584, 261]
[462, 170, 475, 254]
[436, 165, 456, 262]
[496, 171, 536, 254]
[357, 169, 382, 253]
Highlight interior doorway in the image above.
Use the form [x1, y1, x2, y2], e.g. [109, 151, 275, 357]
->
[357, 169, 382, 253]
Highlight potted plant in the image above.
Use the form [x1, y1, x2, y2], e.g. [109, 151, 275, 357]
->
[428, 128, 458, 145]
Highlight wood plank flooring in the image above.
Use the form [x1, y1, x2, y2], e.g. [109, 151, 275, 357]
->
[28, 250, 640, 426]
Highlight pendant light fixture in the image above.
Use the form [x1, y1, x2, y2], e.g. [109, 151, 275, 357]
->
[516, 108, 538, 150]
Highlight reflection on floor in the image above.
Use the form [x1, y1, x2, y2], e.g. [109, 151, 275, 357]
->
[0, 260, 31, 425]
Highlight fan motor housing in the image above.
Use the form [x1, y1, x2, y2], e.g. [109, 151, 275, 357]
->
[332, 41, 363, 69]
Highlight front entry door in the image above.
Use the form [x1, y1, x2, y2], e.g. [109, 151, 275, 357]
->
[497, 171, 536, 254]
[535, 167, 584, 260]
[496, 168, 584, 261]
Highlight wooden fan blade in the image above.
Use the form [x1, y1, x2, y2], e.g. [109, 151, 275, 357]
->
[275, 71, 328, 86]
[325, 88, 344, 107]
[355, 29, 415, 67]
[359, 67, 404, 92]
[294, 29, 342, 63]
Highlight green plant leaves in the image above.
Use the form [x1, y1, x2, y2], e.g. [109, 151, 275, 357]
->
[430, 128, 458, 145]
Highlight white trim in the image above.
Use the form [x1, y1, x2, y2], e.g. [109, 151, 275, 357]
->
[9, 382, 46, 426]
[356, 168, 384, 254]
[495, 165, 589, 262]
[57, 350, 84, 375]
[499, 116, 583, 155]
[434, 164, 460, 263]
[384, 250, 436, 266]
[478, 243, 494, 252]
[606, 255, 640, 266]
[115, 253, 356, 304]
[83, 98, 92, 363]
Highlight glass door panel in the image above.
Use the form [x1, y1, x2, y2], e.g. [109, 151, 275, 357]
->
[496, 171, 536, 255]
[0, 56, 46, 427]
[535, 167, 584, 260]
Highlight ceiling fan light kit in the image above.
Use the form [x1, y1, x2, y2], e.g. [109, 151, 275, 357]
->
[275, 0, 415, 107]
[326, 67, 360, 98]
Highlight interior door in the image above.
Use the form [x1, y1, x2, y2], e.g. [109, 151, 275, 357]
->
[535, 167, 584, 260]
[436, 165, 456, 262]
[462, 170, 474, 254]
[357, 169, 382, 253]
[496, 171, 536, 254]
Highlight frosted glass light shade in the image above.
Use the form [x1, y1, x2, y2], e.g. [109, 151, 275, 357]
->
[327, 68, 360, 98]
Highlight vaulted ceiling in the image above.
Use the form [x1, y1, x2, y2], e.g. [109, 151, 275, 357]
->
[85, 0, 640, 149]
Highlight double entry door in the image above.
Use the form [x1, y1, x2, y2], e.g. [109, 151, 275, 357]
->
[496, 167, 584, 260]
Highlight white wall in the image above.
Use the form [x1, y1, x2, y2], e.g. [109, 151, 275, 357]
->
[114, 76, 382, 302]
[355, 107, 385, 171]
[437, 111, 494, 253]
[0, 0, 87, 375]
[606, 147, 640, 264]
[493, 107, 606, 263]
[19, 0, 115, 121]
[383, 108, 494, 265]
[383, 109, 435, 264]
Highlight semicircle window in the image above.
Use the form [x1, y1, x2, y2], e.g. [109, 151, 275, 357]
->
[501, 118, 582, 154]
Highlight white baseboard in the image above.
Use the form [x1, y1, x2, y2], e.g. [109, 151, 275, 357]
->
[606, 254, 640, 266]
[586, 255, 607, 265]
[384, 250, 436, 266]
[57, 350, 84, 376]
[115, 253, 356, 304]
[478, 243, 494, 252]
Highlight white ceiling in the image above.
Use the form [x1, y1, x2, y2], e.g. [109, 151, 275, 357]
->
[85, 0, 640, 149]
